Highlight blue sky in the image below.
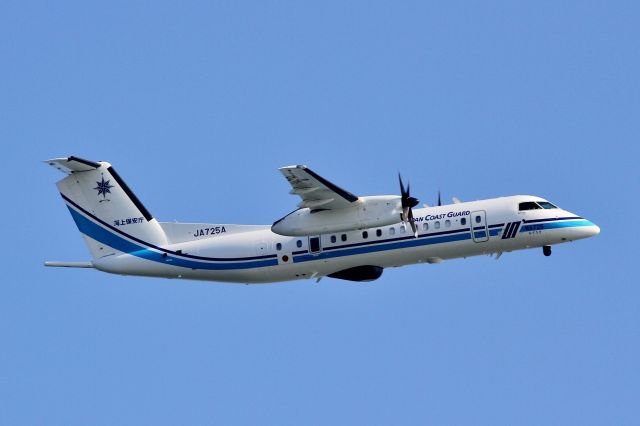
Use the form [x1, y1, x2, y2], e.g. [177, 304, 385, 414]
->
[1, 1, 639, 424]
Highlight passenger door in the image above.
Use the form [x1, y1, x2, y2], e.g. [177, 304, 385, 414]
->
[471, 210, 489, 242]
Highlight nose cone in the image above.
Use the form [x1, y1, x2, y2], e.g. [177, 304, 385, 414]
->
[579, 220, 600, 239]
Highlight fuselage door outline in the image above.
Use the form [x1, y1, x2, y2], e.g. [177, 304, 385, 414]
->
[471, 210, 489, 243]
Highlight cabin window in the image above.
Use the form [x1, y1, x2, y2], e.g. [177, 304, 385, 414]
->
[475, 215, 482, 223]
[445, 220, 451, 228]
[423, 223, 429, 231]
[330, 235, 337, 243]
[538, 201, 558, 209]
[434, 221, 440, 229]
[519, 201, 542, 211]
[276, 243, 282, 251]
[400, 225, 406, 234]
[376, 229, 382, 237]
[362, 231, 368, 239]
[341, 234, 347, 242]
[461, 217, 466, 226]
[389, 227, 396, 235]
[296, 239, 302, 248]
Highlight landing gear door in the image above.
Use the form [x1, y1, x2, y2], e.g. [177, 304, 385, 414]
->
[308, 236, 322, 255]
[471, 210, 489, 242]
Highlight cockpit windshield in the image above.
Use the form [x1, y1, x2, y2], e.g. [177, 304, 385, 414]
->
[519, 201, 558, 211]
[538, 201, 558, 209]
[519, 201, 541, 211]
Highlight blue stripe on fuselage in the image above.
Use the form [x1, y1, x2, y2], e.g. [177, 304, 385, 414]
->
[67, 202, 592, 270]
[67, 206, 278, 270]
[520, 219, 594, 233]
[293, 231, 472, 263]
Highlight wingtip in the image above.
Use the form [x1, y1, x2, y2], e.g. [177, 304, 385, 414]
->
[279, 164, 308, 170]
[43, 157, 67, 164]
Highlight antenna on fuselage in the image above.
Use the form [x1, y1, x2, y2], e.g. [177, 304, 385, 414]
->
[437, 190, 442, 206]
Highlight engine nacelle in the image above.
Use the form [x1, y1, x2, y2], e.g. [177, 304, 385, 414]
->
[271, 195, 403, 236]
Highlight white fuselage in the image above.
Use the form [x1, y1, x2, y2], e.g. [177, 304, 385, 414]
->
[79, 195, 600, 284]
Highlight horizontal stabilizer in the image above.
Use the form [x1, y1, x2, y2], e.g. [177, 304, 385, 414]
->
[44, 261, 94, 268]
[45, 156, 101, 174]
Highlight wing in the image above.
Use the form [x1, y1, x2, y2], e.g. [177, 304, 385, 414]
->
[279, 165, 359, 210]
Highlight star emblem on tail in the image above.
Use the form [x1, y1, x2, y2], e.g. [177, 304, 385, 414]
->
[94, 176, 114, 198]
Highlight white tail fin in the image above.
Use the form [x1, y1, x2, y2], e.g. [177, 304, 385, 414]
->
[47, 156, 168, 259]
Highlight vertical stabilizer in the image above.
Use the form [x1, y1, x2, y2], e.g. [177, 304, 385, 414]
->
[47, 156, 167, 259]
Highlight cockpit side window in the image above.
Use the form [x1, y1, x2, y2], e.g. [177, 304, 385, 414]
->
[538, 201, 558, 209]
[519, 201, 542, 211]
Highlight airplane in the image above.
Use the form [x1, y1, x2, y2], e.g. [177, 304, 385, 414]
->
[45, 156, 600, 284]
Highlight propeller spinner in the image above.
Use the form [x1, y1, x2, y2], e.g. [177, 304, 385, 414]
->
[398, 174, 420, 237]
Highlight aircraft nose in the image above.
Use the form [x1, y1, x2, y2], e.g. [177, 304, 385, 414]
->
[582, 221, 600, 238]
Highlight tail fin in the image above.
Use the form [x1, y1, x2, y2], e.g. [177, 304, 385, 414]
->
[47, 156, 167, 259]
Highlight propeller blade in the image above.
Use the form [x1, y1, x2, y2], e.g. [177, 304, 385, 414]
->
[398, 173, 407, 198]
[399, 173, 419, 208]
[408, 208, 418, 237]
[398, 173, 420, 237]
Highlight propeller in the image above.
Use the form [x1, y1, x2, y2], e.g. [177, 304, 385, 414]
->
[398, 174, 420, 237]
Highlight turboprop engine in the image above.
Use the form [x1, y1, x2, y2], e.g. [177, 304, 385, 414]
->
[271, 195, 403, 236]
